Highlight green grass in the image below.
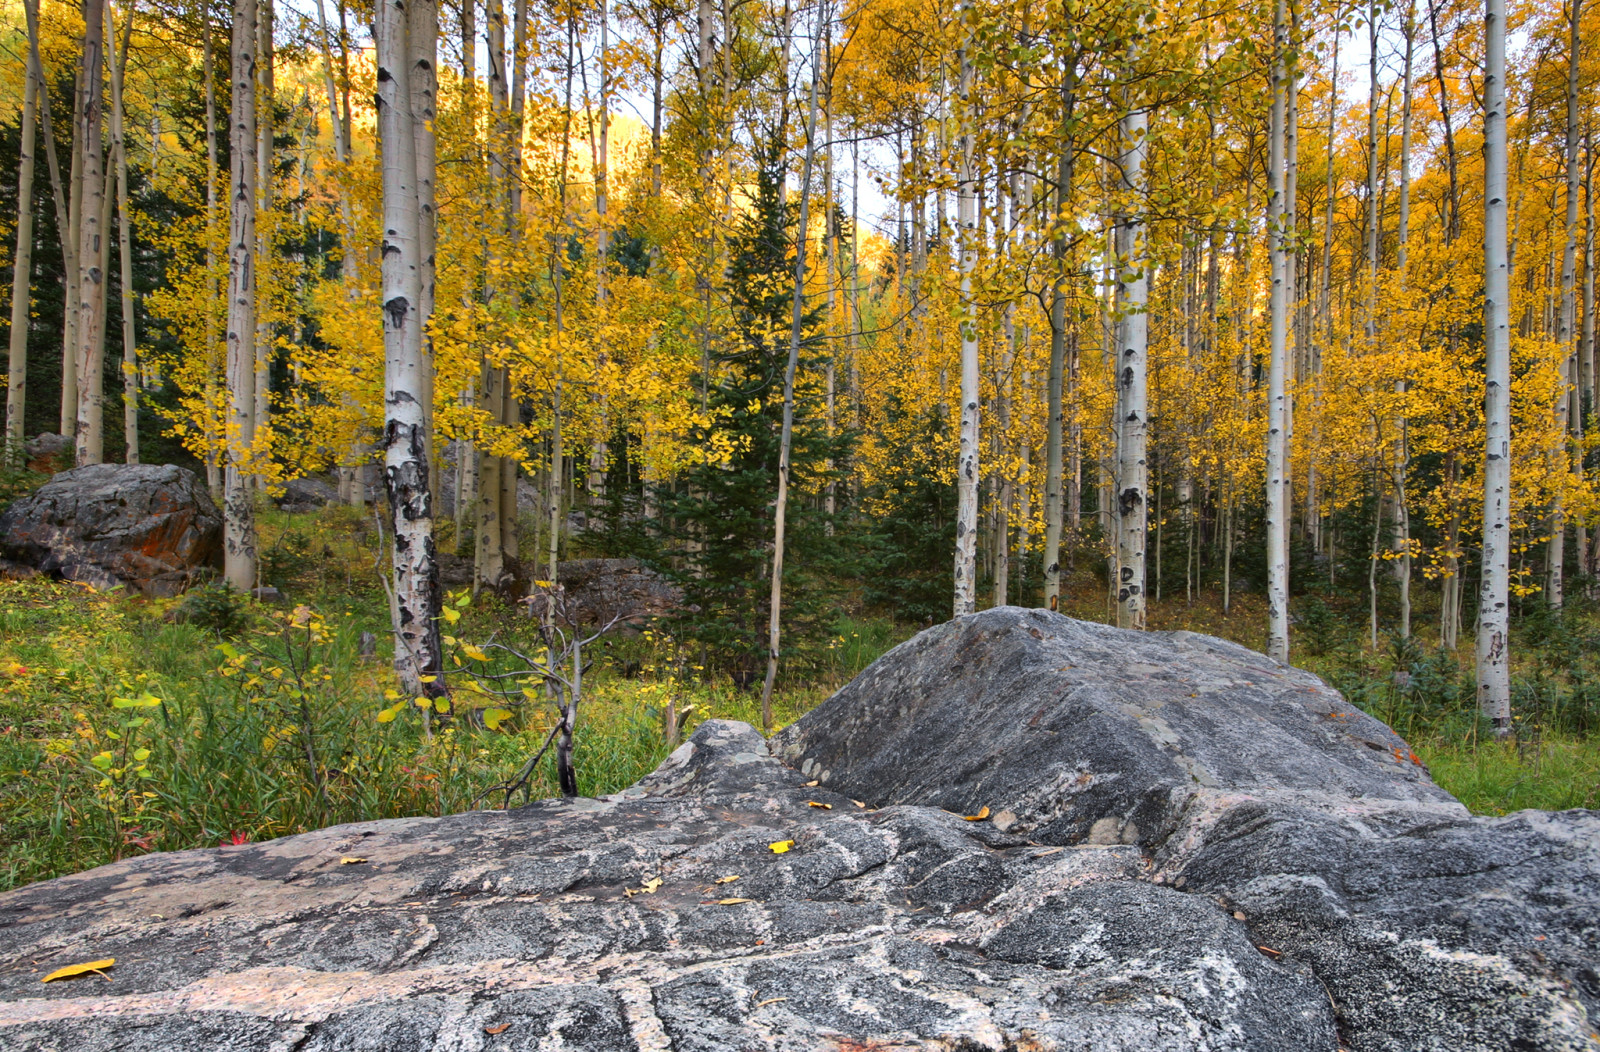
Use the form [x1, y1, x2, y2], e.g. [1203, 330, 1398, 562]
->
[1, 503, 1596, 891]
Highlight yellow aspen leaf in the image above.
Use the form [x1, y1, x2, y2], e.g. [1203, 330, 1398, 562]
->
[717, 898, 753, 905]
[42, 959, 115, 982]
[769, 840, 794, 854]
[964, 806, 991, 822]
[340, 857, 368, 865]
[806, 801, 832, 809]
[461, 644, 490, 661]
[802, 780, 819, 787]
[713, 875, 740, 884]
[484, 1023, 510, 1035]
[641, 876, 663, 893]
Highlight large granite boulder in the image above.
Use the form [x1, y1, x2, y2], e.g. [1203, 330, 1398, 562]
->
[526, 557, 685, 627]
[0, 609, 1594, 1052]
[0, 463, 222, 596]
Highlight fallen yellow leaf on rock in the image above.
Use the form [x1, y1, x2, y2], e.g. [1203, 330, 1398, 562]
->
[964, 806, 991, 822]
[714, 875, 741, 884]
[803, 780, 819, 787]
[340, 857, 368, 865]
[42, 959, 114, 982]
[641, 876, 663, 894]
[769, 840, 794, 854]
[484, 1022, 510, 1034]
[806, 801, 832, 809]
[717, 897, 753, 905]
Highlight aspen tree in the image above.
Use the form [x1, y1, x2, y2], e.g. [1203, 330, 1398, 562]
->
[202, 9, 223, 497]
[1477, 0, 1512, 734]
[1392, 0, 1413, 637]
[952, 15, 980, 617]
[108, 1, 137, 463]
[411, 0, 438, 495]
[4, 0, 40, 464]
[1265, 0, 1291, 663]
[1043, 44, 1078, 612]
[254, 0, 274, 451]
[1114, 54, 1148, 631]
[376, 0, 443, 693]
[224, 0, 259, 590]
[75, 0, 109, 466]
[761, 1, 824, 727]
[1550, 0, 1583, 608]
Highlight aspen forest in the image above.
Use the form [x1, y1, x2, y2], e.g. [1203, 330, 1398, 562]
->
[0, 0, 1598, 887]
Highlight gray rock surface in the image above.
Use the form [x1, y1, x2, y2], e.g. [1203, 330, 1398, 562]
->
[0, 463, 222, 596]
[526, 558, 684, 627]
[0, 608, 1594, 1051]
[275, 476, 340, 513]
[23, 433, 73, 464]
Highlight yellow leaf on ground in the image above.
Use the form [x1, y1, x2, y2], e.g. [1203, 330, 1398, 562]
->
[807, 801, 832, 809]
[717, 898, 753, 905]
[340, 857, 368, 865]
[802, 780, 819, 787]
[641, 876, 663, 894]
[964, 806, 991, 822]
[42, 959, 114, 982]
[769, 840, 794, 854]
[713, 875, 740, 884]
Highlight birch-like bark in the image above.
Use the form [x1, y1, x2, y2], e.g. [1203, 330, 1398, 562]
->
[61, 60, 83, 439]
[1044, 56, 1076, 611]
[253, 0, 274, 451]
[1550, 0, 1583, 609]
[74, 0, 109, 466]
[202, 11, 221, 496]
[5, 5, 39, 464]
[952, 31, 980, 617]
[1264, 0, 1290, 663]
[1115, 79, 1148, 630]
[224, 0, 259, 590]
[376, 0, 442, 694]
[588, 0, 610, 507]
[1393, 0, 1414, 634]
[1477, 0, 1512, 734]
[411, 0, 438, 495]
[109, 1, 137, 463]
[759, 10, 823, 727]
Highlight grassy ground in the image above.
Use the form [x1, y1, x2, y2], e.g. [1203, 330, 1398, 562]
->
[0, 505, 1595, 890]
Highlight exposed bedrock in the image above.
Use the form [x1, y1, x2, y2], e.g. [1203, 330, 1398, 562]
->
[0, 608, 1594, 1051]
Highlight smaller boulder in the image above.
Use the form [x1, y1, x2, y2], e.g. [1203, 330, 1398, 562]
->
[526, 557, 683, 627]
[0, 463, 222, 596]
[274, 476, 339, 513]
[24, 433, 73, 461]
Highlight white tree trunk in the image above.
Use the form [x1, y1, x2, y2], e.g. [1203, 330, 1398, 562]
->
[74, 0, 108, 466]
[5, 5, 39, 464]
[224, 0, 258, 590]
[1265, 0, 1291, 663]
[952, 33, 980, 617]
[1115, 88, 1148, 630]
[410, 0, 438, 495]
[252, 0, 273, 455]
[108, 1, 137, 464]
[1550, 0, 1584, 609]
[376, 0, 441, 694]
[760, 11, 823, 726]
[1477, 0, 1513, 734]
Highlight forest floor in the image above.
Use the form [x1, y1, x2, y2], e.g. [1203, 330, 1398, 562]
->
[0, 503, 1596, 891]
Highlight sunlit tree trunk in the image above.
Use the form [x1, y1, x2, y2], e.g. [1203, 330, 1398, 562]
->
[1044, 56, 1076, 612]
[411, 0, 438, 496]
[202, 10, 222, 497]
[1264, 0, 1290, 663]
[74, 0, 109, 466]
[1477, 0, 1512, 735]
[5, 4, 39, 464]
[224, 0, 259, 590]
[376, 0, 442, 694]
[760, 13, 822, 727]
[252, 0, 274, 460]
[108, 1, 137, 463]
[588, 0, 610, 508]
[1115, 78, 1148, 630]
[952, 31, 980, 618]
[61, 59, 83, 440]
[1550, 0, 1583, 609]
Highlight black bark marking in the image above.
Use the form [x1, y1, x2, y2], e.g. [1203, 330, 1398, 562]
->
[1118, 488, 1143, 516]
